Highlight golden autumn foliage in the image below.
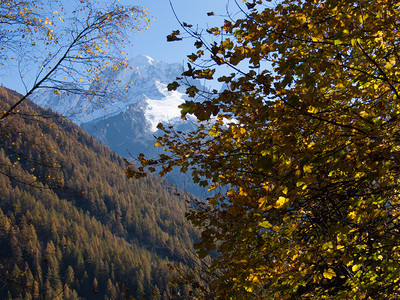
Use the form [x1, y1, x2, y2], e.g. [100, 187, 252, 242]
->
[135, 0, 400, 298]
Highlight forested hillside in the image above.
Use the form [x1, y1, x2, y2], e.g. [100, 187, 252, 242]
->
[0, 87, 199, 299]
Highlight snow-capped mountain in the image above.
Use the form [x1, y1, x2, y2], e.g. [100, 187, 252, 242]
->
[34, 55, 194, 131]
[33, 55, 208, 197]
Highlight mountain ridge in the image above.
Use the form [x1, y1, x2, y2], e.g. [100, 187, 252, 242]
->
[33, 55, 193, 130]
[32, 55, 208, 197]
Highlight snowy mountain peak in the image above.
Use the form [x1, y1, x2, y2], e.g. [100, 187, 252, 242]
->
[130, 54, 155, 67]
[33, 55, 199, 132]
[32, 55, 207, 197]
[145, 55, 154, 65]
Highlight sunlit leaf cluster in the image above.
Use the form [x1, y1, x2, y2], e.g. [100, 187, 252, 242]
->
[135, 0, 400, 298]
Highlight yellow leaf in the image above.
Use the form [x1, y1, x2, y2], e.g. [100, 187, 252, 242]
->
[311, 33, 324, 42]
[323, 269, 336, 279]
[208, 184, 218, 191]
[337, 244, 345, 251]
[323, 241, 333, 250]
[154, 141, 162, 147]
[307, 141, 315, 148]
[259, 220, 272, 229]
[296, 14, 307, 25]
[359, 111, 368, 117]
[303, 165, 313, 173]
[307, 106, 318, 114]
[352, 264, 362, 272]
[334, 39, 342, 45]
[275, 196, 289, 208]
[244, 286, 253, 292]
[296, 181, 305, 187]
[348, 211, 356, 220]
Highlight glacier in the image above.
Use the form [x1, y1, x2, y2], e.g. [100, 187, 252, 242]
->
[33, 55, 195, 132]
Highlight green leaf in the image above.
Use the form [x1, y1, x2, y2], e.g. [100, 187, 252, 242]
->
[334, 39, 343, 45]
[179, 101, 195, 116]
[167, 81, 180, 91]
[186, 86, 199, 97]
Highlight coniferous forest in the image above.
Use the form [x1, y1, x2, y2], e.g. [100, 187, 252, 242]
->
[0, 87, 199, 299]
[6, 0, 400, 298]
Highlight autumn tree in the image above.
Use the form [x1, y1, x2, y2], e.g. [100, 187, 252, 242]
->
[132, 0, 400, 298]
[0, 0, 149, 120]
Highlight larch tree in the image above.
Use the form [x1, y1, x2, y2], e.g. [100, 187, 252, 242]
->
[130, 0, 400, 298]
[0, 0, 150, 120]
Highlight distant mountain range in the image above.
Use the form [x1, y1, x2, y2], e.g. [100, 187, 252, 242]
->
[34, 55, 194, 131]
[33, 55, 209, 197]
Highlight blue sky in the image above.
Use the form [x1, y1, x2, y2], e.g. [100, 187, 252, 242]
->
[1, 0, 243, 92]
[128, 0, 237, 64]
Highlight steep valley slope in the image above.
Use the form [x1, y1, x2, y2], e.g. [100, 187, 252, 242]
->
[0, 86, 200, 299]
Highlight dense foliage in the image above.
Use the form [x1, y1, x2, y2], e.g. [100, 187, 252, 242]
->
[0, 87, 199, 299]
[136, 0, 400, 298]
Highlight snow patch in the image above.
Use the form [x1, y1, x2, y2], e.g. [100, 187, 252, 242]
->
[33, 55, 201, 131]
[145, 55, 154, 65]
[144, 81, 185, 132]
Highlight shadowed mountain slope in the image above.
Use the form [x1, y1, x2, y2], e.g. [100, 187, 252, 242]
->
[0, 87, 199, 299]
